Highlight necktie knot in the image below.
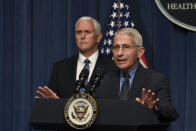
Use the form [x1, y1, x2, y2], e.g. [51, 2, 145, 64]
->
[123, 72, 130, 78]
[84, 59, 90, 64]
[83, 59, 90, 70]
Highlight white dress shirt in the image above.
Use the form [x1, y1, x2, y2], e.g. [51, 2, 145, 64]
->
[76, 50, 99, 82]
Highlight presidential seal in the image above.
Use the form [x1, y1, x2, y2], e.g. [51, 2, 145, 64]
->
[64, 93, 97, 129]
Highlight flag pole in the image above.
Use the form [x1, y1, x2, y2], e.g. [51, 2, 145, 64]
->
[117, 0, 121, 30]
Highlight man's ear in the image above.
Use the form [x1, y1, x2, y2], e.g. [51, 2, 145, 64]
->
[96, 32, 103, 44]
[138, 46, 145, 58]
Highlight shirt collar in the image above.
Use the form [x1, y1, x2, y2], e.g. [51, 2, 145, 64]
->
[78, 50, 99, 64]
[120, 65, 138, 78]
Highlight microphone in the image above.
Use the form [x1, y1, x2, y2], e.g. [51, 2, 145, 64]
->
[79, 69, 89, 82]
[75, 69, 89, 93]
[86, 70, 104, 95]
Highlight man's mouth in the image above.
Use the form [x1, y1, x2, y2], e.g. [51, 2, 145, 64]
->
[116, 59, 127, 64]
[80, 42, 87, 44]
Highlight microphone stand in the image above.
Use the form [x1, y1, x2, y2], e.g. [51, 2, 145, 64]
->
[75, 69, 89, 93]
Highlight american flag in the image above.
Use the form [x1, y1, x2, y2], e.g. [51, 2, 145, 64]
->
[101, 0, 148, 68]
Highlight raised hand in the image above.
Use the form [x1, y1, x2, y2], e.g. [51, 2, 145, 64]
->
[35, 86, 59, 99]
[136, 88, 159, 110]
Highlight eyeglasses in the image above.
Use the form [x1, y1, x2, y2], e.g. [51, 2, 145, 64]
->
[112, 44, 140, 52]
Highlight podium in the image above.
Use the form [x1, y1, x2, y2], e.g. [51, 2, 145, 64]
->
[30, 98, 168, 130]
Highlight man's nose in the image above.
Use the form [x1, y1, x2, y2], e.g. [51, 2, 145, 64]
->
[81, 32, 86, 39]
[117, 47, 124, 56]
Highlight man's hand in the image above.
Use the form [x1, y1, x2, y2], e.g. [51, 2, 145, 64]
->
[136, 88, 159, 110]
[35, 86, 60, 99]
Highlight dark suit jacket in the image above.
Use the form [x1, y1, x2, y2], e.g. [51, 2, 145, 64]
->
[96, 64, 179, 122]
[48, 53, 116, 98]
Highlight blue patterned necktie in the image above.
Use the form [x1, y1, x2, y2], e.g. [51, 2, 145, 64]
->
[83, 59, 90, 85]
[120, 73, 130, 100]
[79, 59, 90, 93]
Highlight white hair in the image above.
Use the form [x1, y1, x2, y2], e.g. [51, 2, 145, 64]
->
[75, 16, 101, 34]
[114, 28, 143, 46]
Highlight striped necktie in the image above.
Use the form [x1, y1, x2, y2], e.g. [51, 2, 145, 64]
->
[79, 59, 90, 93]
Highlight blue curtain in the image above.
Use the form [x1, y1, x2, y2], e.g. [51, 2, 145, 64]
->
[0, 0, 196, 131]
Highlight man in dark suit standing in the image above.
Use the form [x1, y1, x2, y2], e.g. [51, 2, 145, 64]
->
[35, 16, 115, 99]
[97, 28, 178, 122]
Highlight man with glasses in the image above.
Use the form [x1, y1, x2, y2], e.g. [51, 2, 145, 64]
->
[98, 28, 178, 122]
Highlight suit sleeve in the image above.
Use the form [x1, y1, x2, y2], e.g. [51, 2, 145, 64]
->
[155, 76, 179, 122]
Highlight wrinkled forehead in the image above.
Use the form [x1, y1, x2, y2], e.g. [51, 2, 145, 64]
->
[113, 33, 135, 45]
[114, 31, 135, 39]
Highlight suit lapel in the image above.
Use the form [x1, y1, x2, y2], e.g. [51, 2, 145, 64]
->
[129, 64, 148, 99]
[98, 69, 120, 99]
[113, 70, 121, 99]
[89, 53, 104, 82]
[73, 55, 78, 81]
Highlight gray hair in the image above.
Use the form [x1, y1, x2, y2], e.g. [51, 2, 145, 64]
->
[114, 28, 143, 46]
[75, 16, 102, 34]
